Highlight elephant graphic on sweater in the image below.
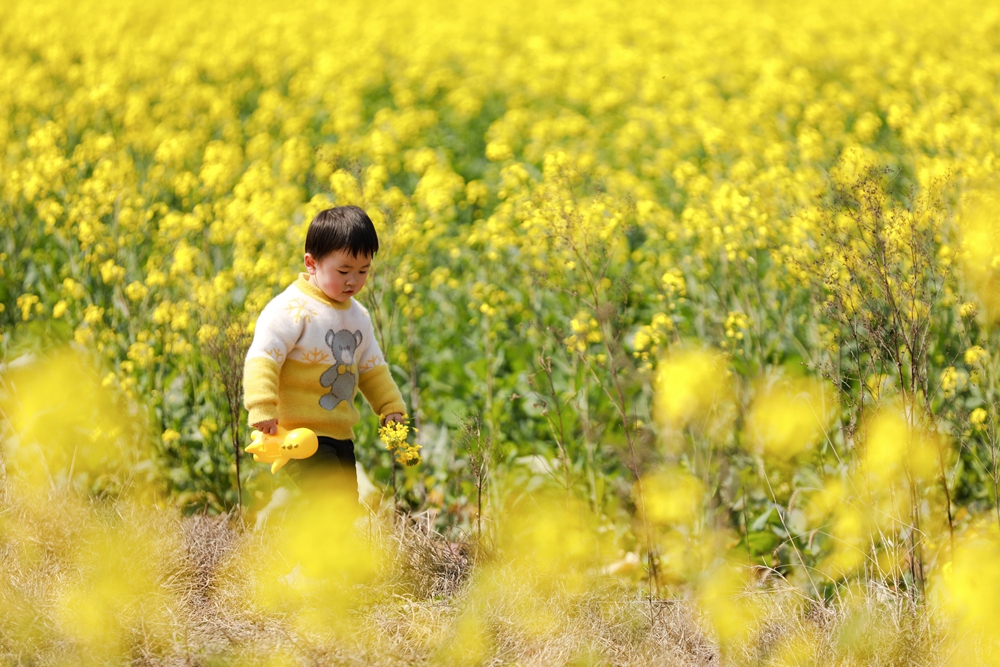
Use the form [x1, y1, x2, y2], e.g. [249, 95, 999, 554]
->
[319, 329, 362, 411]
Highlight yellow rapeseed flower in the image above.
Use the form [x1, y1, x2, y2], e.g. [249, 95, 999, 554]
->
[379, 418, 421, 466]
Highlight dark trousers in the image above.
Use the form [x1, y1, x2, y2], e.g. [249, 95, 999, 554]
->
[286, 436, 359, 501]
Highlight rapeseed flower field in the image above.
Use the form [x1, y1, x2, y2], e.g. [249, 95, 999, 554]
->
[3, 0, 1000, 663]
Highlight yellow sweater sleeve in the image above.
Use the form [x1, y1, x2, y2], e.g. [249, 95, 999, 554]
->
[244, 355, 281, 425]
[358, 364, 406, 419]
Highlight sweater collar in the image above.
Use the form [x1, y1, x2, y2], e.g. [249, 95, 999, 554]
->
[295, 273, 352, 310]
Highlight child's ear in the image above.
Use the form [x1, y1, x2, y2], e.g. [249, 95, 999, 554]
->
[304, 253, 316, 273]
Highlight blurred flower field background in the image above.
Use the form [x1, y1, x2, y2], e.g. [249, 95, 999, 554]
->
[3, 0, 1000, 663]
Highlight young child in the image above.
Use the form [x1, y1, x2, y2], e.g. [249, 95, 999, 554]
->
[243, 205, 405, 501]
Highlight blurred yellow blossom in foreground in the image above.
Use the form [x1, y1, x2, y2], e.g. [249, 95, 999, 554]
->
[654, 349, 731, 429]
[748, 376, 834, 460]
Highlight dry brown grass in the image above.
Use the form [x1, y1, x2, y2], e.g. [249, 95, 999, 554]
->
[0, 485, 952, 666]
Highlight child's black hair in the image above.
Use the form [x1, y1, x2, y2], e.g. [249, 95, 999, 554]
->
[305, 206, 379, 259]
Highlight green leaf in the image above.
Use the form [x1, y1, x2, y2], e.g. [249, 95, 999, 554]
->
[747, 530, 780, 555]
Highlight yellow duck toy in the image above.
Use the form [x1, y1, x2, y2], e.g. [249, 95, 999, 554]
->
[246, 426, 319, 474]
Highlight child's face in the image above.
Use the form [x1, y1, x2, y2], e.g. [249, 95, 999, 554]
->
[304, 249, 371, 303]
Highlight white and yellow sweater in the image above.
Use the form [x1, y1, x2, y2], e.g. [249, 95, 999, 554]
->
[243, 273, 406, 440]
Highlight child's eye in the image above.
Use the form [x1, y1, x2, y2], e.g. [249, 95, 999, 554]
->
[338, 271, 348, 275]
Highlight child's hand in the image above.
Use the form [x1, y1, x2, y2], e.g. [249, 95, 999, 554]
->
[381, 412, 404, 426]
[254, 419, 278, 435]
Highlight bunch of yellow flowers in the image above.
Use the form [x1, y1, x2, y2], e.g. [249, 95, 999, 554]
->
[379, 418, 421, 467]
